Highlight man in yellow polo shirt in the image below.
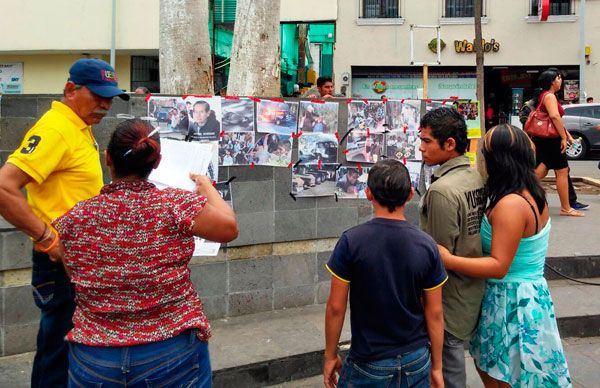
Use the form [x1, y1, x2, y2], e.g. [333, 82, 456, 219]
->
[0, 58, 129, 387]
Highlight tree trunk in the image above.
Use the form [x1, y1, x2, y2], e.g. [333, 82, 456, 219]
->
[297, 24, 307, 86]
[474, 0, 486, 174]
[227, 0, 281, 96]
[159, 0, 214, 94]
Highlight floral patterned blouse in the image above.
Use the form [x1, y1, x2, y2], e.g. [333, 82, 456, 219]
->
[54, 180, 210, 346]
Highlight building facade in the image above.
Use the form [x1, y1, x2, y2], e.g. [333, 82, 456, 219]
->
[334, 0, 600, 123]
[0, 0, 337, 94]
[1, 0, 599, 121]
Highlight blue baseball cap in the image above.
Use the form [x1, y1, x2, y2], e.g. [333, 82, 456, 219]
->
[69, 59, 130, 101]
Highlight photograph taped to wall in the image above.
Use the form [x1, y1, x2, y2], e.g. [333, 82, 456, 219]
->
[405, 161, 422, 189]
[385, 99, 420, 131]
[298, 133, 338, 164]
[298, 101, 339, 134]
[291, 163, 337, 197]
[384, 130, 421, 161]
[252, 133, 293, 167]
[222, 98, 255, 132]
[186, 96, 222, 142]
[347, 101, 386, 132]
[453, 100, 481, 138]
[193, 181, 234, 256]
[425, 100, 447, 112]
[345, 130, 384, 163]
[256, 100, 299, 135]
[219, 131, 255, 166]
[147, 96, 189, 138]
[336, 166, 371, 199]
[423, 164, 440, 191]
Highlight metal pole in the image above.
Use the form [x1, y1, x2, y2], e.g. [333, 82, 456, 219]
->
[423, 64, 428, 99]
[579, 0, 585, 103]
[110, 0, 116, 68]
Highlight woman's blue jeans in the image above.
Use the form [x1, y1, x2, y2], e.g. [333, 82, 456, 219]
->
[68, 330, 211, 387]
[338, 346, 431, 388]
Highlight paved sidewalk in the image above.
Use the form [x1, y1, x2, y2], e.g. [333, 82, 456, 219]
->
[1, 278, 600, 387]
[272, 337, 600, 387]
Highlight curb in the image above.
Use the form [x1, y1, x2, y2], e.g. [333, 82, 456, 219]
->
[213, 342, 349, 388]
[545, 256, 600, 280]
[212, 311, 600, 387]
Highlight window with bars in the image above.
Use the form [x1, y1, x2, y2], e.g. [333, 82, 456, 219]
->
[530, 0, 573, 16]
[445, 0, 475, 17]
[360, 0, 400, 18]
[131, 56, 160, 93]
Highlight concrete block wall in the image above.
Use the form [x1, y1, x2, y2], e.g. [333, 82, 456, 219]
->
[0, 95, 422, 356]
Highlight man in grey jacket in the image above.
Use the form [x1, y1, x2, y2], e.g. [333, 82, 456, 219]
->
[419, 107, 486, 388]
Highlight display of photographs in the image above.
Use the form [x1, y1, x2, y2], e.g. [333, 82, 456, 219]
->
[347, 101, 386, 132]
[291, 163, 337, 197]
[221, 98, 255, 132]
[335, 166, 371, 199]
[298, 101, 339, 134]
[384, 130, 421, 161]
[147, 96, 189, 138]
[405, 161, 422, 189]
[252, 133, 293, 167]
[345, 130, 384, 163]
[256, 100, 299, 135]
[298, 133, 338, 164]
[454, 100, 481, 138]
[219, 132, 255, 166]
[185, 96, 222, 142]
[385, 99, 420, 131]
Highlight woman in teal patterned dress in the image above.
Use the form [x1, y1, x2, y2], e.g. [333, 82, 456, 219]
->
[438, 124, 571, 387]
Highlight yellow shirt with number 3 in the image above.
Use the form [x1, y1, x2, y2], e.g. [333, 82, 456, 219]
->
[7, 101, 103, 225]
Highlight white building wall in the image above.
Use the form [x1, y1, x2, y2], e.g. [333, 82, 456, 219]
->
[0, 0, 337, 93]
[334, 0, 600, 100]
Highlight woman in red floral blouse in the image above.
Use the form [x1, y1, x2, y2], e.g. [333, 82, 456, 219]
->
[54, 119, 238, 387]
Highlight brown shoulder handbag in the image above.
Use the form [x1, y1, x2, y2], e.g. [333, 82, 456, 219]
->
[524, 92, 560, 138]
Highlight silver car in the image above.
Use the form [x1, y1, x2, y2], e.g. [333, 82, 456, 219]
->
[563, 103, 600, 160]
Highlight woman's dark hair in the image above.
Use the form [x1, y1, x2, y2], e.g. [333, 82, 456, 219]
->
[483, 124, 546, 212]
[108, 119, 161, 179]
[367, 159, 412, 212]
[419, 107, 469, 154]
[534, 68, 561, 105]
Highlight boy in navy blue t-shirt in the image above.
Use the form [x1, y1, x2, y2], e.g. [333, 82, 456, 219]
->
[324, 159, 447, 388]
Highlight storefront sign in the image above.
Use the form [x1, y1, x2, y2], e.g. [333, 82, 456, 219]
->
[352, 75, 476, 100]
[454, 39, 500, 53]
[372, 80, 387, 94]
[0, 63, 23, 94]
[564, 80, 579, 101]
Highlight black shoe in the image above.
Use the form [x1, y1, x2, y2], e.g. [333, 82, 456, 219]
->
[570, 201, 590, 210]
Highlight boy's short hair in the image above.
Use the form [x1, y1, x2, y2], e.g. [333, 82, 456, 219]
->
[419, 107, 468, 154]
[317, 76, 333, 87]
[367, 159, 411, 212]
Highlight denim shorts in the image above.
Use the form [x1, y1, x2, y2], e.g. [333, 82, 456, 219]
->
[68, 330, 211, 387]
[338, 346, 431, 388]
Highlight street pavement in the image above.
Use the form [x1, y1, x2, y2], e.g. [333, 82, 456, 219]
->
[1, 161, 599, 386]
[271, 336, 600, 387]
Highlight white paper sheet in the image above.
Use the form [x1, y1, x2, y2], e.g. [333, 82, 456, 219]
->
[148, 139, 217, 192]
[148, 138, 222, 255]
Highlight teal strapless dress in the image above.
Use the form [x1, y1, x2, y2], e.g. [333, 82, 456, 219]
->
[470, 215, 572, 387]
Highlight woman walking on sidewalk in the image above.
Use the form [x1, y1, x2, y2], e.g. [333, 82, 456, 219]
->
[439, 124, 572, 387]
[530, 68, 584, 217]
[53, 119, 238, 387]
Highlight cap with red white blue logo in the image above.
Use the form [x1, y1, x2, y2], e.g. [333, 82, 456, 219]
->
[69, 58, 129, 101]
